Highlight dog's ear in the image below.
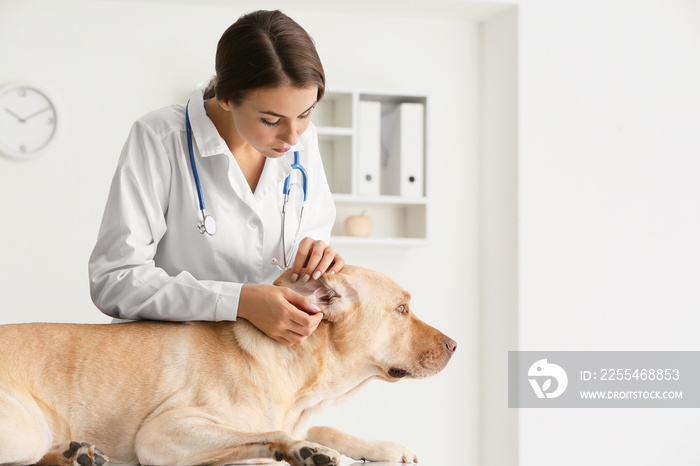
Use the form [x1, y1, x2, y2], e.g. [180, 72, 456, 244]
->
[275, 271, 355, 322]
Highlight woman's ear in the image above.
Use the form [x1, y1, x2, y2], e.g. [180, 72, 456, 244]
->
[218, 98, 233, 111]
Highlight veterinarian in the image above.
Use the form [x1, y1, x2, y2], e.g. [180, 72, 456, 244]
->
[89, 10, 343, 346]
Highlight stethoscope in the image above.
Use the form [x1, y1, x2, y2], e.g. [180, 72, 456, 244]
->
[185, 101, 308, 269]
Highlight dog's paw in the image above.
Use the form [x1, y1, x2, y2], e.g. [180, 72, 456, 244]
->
[358, 440, 418, 464]
[39, 441, 108, 466]
[284, 441, 340, 466]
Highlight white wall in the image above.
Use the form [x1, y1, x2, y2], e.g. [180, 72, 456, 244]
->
[481, 6, 519, 466]
[518, 0, 700, 464]
[0, 1, 485, 464]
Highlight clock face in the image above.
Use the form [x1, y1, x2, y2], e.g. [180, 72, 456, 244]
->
[0, 84, 57, 158]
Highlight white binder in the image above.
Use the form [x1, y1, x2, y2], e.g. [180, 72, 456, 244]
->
[357, 101, 382, 196]
[380, 102, 425, 198]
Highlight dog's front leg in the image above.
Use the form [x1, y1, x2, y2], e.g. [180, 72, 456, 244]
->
[135, 408, 340, 466]
[306, 426, 418, 464]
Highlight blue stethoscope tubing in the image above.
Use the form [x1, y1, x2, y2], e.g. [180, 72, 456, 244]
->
[281, 150, 307, 269]
[185, 102, 216, 236]
[185, 100, 307, 268]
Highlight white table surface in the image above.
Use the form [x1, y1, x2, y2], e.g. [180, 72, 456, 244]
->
[114, 460, 411, 466]
[224, 460, 413, 465]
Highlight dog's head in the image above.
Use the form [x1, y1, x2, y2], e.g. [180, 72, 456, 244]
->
[275, 265, 456, 382]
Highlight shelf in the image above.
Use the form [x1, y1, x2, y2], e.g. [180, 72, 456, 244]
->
[333, 194, 427, 206]
[332, 202, 427, 241]
[316, 89, 429, 246]
[331, 236, 428, 247]
[313, 92, 353, 128]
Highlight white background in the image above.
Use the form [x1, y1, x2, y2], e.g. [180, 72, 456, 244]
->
[517, 1, 700, 465]
[1, 0, 699, 465]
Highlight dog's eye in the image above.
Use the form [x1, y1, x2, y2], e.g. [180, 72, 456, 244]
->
[396, 304, 408, 315]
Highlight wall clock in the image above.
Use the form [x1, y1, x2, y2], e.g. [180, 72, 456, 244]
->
[0, 83, 58, 159]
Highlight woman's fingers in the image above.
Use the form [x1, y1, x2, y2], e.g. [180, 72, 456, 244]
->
[290, 238, 345, 283]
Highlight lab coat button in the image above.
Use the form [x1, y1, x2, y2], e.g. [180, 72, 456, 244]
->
[250, 218, 259, 228]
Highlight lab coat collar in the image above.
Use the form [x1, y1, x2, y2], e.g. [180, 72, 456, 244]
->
[187, 83, 230, 158]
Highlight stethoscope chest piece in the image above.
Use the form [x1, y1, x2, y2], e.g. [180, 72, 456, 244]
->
[198, 211, 217, 236]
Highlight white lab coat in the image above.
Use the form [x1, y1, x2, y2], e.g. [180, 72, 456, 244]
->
[89, 84, 336, 321]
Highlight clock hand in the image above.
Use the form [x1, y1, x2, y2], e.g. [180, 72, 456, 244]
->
[23, 106, 51, 122]
[5, 108, 26, 123]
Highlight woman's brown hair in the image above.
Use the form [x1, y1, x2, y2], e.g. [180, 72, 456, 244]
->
[213, 10, 325, 105]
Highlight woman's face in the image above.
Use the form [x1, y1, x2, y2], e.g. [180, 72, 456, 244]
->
[224, 85, 318, 159]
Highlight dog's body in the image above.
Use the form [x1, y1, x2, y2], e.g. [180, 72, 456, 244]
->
[0, 266, 456, 465]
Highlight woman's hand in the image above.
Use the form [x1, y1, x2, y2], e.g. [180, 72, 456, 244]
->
[238, 284, 323, 346]
[290, 238, 344, 283]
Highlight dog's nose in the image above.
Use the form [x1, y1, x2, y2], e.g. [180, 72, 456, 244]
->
[445, 338, 457, 354]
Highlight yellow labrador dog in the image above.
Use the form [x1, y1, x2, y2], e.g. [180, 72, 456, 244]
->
[0, 266, 456, 465]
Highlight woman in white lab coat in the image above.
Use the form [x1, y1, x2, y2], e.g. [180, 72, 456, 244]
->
[89, 10, 343, 346]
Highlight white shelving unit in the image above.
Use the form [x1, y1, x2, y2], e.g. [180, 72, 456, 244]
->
[314, 89, 429, 246]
